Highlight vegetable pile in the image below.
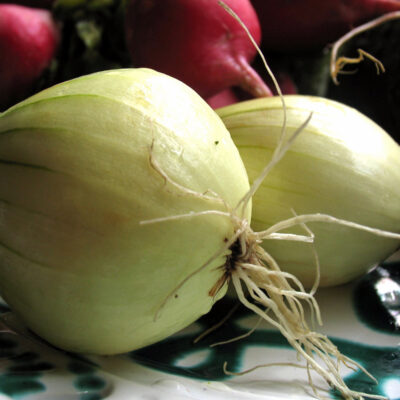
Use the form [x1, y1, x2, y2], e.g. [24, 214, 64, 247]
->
[0, 1, 400, 400]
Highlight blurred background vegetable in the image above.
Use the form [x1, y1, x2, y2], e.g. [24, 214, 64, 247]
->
[0, 3, 59, 111]
[125, 0, 272, 100]
[1, 0, 399, 146]
[50, 0, 130, 83]
[0, 0, 55, 8]
[251, 0, 400, 51]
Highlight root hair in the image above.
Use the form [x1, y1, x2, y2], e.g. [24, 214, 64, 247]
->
[330, 10, 400, 84]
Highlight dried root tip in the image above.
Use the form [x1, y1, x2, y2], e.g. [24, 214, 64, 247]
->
[330, 10, 400, 84]
[332, 48, 385, 85]
[230, 240, 385, 400]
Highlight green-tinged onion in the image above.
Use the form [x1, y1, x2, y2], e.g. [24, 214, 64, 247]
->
[217, 95, 400, 287]
[0, 68, 251, 354]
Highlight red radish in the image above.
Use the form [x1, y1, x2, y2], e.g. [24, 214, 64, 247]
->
[206, 88, 239, 109]
[0, 4, 59, 110]
[124, 0, 272, 100]
[263, 69, 298, 96]
[206, 71, 297, 109]
[273, 71, 297, 95]
[251, 0, 400, 51]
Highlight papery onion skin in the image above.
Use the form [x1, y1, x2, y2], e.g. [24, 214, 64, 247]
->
[217, 95, 400, 287]
[0, 68, 251, 354]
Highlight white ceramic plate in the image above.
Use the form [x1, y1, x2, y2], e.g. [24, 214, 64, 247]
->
[0, 255, 399, 400]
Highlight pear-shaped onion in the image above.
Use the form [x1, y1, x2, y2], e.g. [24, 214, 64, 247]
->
[0, 68, 251, 354]
[218, 95, 400, 287]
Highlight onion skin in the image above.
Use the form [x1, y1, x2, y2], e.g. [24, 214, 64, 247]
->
[0, 68, 251, 354]
[217, 95, 400, 287]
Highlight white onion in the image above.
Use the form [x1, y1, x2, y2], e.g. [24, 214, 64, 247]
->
[218, 95, 400, 287]
[0, 68, 250, 354]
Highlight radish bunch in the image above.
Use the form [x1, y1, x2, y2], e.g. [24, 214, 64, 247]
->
[2, 0, 399, 110]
